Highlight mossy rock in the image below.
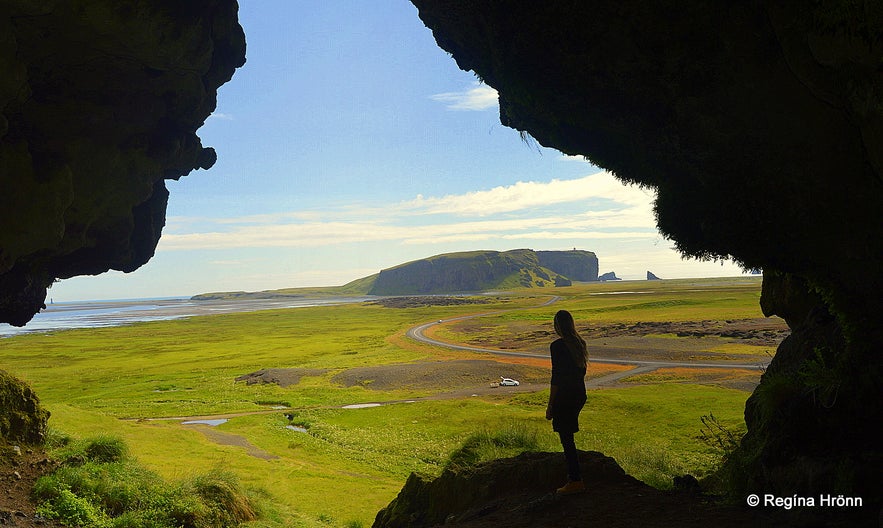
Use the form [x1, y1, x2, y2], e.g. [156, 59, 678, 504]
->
[0, 369, 49, 444]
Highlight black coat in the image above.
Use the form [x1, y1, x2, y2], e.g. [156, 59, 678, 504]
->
[550, 338, 587, 433]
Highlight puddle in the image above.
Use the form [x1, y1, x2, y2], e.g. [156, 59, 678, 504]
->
[182, 419, 228, 426]
[286, 425, 309, 433]
[341, 403, 382, 409]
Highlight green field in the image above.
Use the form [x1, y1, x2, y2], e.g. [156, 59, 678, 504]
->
[0, 277, 769, 527]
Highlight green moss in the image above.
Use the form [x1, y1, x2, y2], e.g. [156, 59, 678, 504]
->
[0, 369, 49, 444]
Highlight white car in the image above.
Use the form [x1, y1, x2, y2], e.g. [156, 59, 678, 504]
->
[499, 377, 520, 386]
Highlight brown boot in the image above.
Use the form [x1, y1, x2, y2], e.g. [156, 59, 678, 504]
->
[556, 480, 586, 495]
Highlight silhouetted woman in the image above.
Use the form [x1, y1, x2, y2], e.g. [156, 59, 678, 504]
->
[545, 309, 588, 494]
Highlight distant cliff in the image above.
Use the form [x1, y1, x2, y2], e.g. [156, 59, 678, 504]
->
[364, 249, 598, 295]
[536, 250, 598, 281]
[191, 249, 599, 300]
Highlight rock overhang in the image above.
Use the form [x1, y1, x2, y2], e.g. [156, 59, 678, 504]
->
[0, 0, 246, 325]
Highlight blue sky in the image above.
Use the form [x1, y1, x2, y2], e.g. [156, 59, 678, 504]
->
[50, 1, 747, 301]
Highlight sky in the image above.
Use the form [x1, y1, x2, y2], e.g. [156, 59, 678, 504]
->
[49, 1, 748, 302]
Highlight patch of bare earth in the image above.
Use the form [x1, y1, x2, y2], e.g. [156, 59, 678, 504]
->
[330, 359, 547, 391]
[0, 446, 64, 528]
[450, 318, 788, 355]
[234, 368, 327, 388]
[180, 425, 279, 460]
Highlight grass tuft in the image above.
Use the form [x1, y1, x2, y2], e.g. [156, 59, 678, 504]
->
[189, 469, 258, 525]
[85, 435, 128, 463]
[445, 421, 541, 471]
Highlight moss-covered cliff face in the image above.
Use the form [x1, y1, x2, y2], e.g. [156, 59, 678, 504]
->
[368, 249, 597, 295]
[0, 1, 245, 326]
[0, 370, 49, 445]
[411, 0, 881, 519]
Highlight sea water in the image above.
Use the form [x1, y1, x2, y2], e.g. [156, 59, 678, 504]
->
[0, 296, 374, 337]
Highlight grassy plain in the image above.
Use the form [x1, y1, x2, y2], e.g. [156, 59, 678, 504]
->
[0, 277, 771, 527]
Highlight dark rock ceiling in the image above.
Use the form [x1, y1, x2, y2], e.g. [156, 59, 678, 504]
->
[0, 1, 245, 325]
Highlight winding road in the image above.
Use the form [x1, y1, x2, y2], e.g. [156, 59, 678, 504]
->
[148, 293, 769, 458]
[406, 295, 769, 374]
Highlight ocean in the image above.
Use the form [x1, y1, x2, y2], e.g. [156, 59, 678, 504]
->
[0, 296, 374, 338]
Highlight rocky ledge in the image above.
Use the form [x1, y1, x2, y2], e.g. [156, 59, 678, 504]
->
[373, 451, 760, 528]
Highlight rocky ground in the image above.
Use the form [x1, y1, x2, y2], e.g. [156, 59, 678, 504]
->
[0, 446, 63, 528]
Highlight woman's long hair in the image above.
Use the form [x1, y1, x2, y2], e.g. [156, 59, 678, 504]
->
[554, 310, 588, 368]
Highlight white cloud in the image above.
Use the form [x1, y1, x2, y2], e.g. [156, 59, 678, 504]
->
[401, 171, 655, 218]
[208, 112, 234, 120]
[500, 231, 657, 241]
[430, 82, 498, 111]
[208, 259, 255, 266]
[157, 171, 659, 252]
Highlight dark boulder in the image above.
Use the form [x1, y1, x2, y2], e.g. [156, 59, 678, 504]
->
[373, 451, 631, 528]
[373, 451, 759, 528]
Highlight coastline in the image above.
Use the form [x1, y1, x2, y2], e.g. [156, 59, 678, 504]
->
[0, 296, 374, 337]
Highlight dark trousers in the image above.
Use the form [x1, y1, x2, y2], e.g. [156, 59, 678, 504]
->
[558, 431, 581, 481]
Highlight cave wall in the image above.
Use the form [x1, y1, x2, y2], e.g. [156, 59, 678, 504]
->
[411, 0, 882, 519]
[0, 0, 246, 325]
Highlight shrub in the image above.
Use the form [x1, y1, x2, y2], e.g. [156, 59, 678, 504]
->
[107, 509, 173, 528]
[36, 488, 107, 526]
[799, 347, 842, 408]
[34, 436, 258, 528]
[697, 413, 743, 463]
[50, 435, 128, 467]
